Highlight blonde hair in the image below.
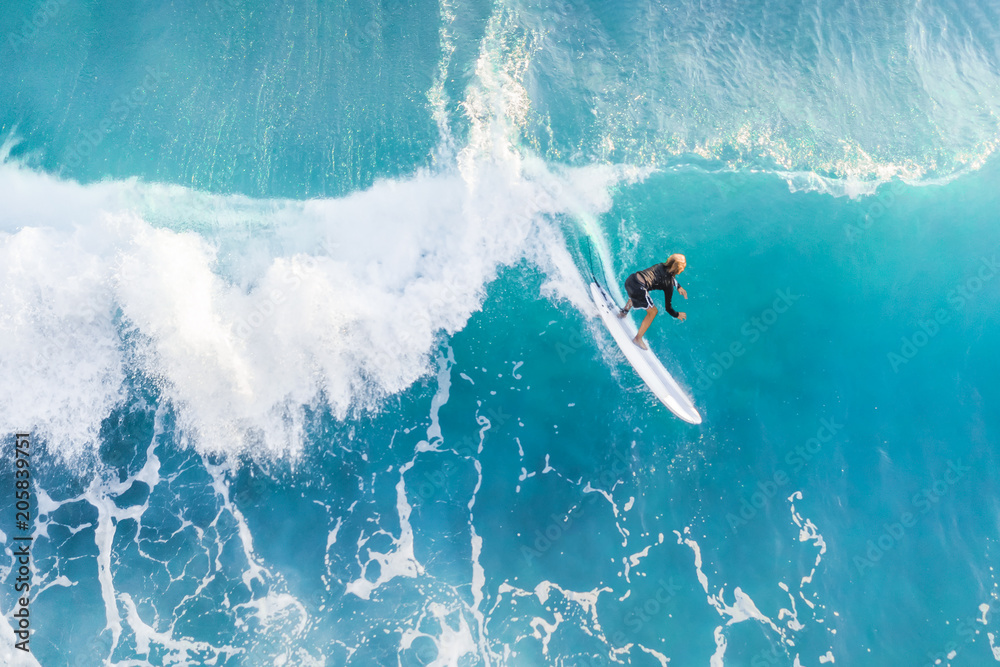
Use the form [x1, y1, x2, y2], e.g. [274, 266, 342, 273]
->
[664, 253, 686, 275]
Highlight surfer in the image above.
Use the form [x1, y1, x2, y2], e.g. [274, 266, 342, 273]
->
[617, 253, 688, 349]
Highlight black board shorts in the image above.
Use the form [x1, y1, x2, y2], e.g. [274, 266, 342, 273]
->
[624, 273, 654, 309]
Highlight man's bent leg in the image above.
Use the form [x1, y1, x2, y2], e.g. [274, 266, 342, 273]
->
[634, 307, 657, 349]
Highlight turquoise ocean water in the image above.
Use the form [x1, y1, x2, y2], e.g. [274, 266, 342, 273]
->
[2, 1, 1000, 665]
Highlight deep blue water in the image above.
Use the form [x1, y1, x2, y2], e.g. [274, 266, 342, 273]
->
[2, 1, 1000, 666]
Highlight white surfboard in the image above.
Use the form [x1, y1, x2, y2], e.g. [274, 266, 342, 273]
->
[590, 280, 702, 424]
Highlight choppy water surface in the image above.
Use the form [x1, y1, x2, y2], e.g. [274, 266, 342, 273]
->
[2, 1, 1000, 665]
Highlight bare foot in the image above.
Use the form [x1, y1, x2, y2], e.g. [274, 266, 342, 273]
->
[617, 308, 628, 319]
[633, 335, 648, 350]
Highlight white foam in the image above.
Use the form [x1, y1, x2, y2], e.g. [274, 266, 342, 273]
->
[344, 468, 424, 600]
[637, 644, 671, 666]
[404, 603, 478, 667]
[120, 592, 231, 661]
[0, 138, 625, 459]
[202, 455, 267, 590]
[90, 481, 124, 648]
[493, 579, 614, 655]
[6, 6, 606, 462]
[989, 631, 1000, 660]
[674, 527, 810, 660]
[709, 626, 727, 667]
[0, 614, 43, 667]
[529, 613, 563, 656]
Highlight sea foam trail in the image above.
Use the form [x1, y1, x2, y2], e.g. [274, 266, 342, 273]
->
[0, 152, 624, 460]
